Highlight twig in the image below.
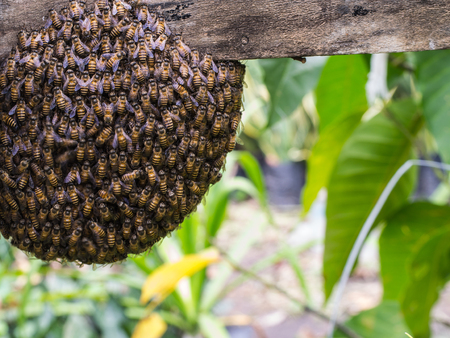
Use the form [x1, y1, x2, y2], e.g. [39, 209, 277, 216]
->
[214, 245, 362, 338]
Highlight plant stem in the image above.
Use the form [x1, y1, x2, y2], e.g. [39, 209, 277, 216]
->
[214, 245, 362, 338]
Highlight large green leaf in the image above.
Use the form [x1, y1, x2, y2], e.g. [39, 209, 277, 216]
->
[402, 226, 450, 338]
[324, 99, 422, 299]
[380, 202, 450, 301]
[302, 114, 362, 214]
[414, 50, 450, 163]
[334, 300, 408, 338]
[316, 54, 369, 131]
[259, 57, 325, 127]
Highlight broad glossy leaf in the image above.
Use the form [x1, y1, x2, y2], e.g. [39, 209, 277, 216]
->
[414, 50, 450, 163]
[324, 99, 422, 299]
[132, 313, 167, 338]
[380, 202, 450, 301]
[302, 114, 362, 214]
[140, 248, 220, 307]
[259, 57, 326, 127]
[402, 226, 450, 338]
[334, 300, 408, 338]
[316, 54, 368, 131]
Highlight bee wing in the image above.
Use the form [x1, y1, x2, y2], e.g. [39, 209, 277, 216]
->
[63, 55, 69, 68]
[190, 96, 199, 107]
[133, 46, 140, 59]
[98, 78, 104, 94]
[62, 77, 70, 92]
[125, 101, 134, 113]
[50, 97, 56, 110]
[29, 176, 35, 189]
[70, 105, 77, 118]
[112, 2, 118, 15]
[164, 23, 172, 36]
[64, 171, 74, 183]
[12, 143, 19, 156]
[45, 19, 53, 29]
[157, 38, 166, 51]
[75, 77, 91, 91]
[8, 104, 18, 116]
[94, 3, 102, 15]
[19, 54, 31, 64]
[169, 112, 181, 123]
[212, 60, 218, 73]
[83, 17, 91, 31]
[112, 133, 119, 149]
[122, 1, 132, 10]
[208, 91, 215, 104]
[112, 59, 121, 73]
[200, 72, 208, 83]
[96, 59, 106, 72]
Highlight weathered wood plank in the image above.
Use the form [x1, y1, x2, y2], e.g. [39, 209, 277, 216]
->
[1, 0, 450, 61]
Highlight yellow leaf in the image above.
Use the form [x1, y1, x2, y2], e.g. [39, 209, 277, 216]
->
[140, 247, 220, 306]
[132, 313, 167, 338]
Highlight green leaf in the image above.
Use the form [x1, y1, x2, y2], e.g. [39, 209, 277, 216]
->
[302, 114, 362, 214]
[316, 54, 368, 131]
[324, 98, 422, 299]
[334, 300, 408, 338]
[198, 313, 230, 338]
[414, 50, 450, 163]
[259, 57, 325, 127]
[63, 315, 95, 338]
[402, 226, 450, 338]
[380, 202, 450, 301]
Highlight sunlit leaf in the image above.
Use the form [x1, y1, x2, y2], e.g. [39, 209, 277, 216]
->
[302, 114, 362, 214]
[334, 300, 408, 338]
[380, 202, 450, 301]
[402, 226, 450, 338]
[259, 57, 326, 127]
[414, 50, 450, 163]
[198, 313, 230, 338]
[132, 313, 167, 338]
[140, 248, 220, 307]
[324, 99, 422, 299]
[316, 54, 368, 131]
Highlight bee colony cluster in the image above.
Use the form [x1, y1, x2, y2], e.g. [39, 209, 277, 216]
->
[0, 0, 245, 264]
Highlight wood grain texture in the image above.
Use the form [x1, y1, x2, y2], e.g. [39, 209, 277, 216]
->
[1, 0, 450, 61]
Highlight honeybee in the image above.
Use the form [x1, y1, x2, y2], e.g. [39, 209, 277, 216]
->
[84, 11, 100, 37]
[45, 246, 58, 261]
[154, 33, 168, 51]
[86, 139, 98, 162]
[147, 192, 162, 212]
[46, 9, 64, 30]
[69, 227, 82, 246]
[118, 151, 128, 175]
[82, 193, 95, 217]
[113, 0, 132, 18]
[25, 30, 42, 51]
[101, 7, 114, 32]
[154, 203, 166, 221]
[118, 201, 134, 219]
[58, 19, 74, 41]
[99, 71, 114, 96]
[105, 52, 123, 72]
[17, 170, 32, 190]
[200, 53, 218, 74]
[61, 207, 73, 230]
[177, 136, 190, 158]
[113, 126, 131, 150]
[122, 169, 142, 182]
[158, 170, 167, 194]
[9, 98, 31, 124]
[0, 169, 17, 189]
[173, 34, 190, 57]
[83, 238, 97, 256]
[166, 146, 177, 168]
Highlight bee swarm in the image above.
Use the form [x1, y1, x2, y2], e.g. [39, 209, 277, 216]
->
[0, 0, 244, 265]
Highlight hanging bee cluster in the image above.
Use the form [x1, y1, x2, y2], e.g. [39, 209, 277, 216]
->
[0, 0, 245, 265]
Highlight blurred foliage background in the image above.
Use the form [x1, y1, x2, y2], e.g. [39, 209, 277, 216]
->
[4, 49, 450, 338]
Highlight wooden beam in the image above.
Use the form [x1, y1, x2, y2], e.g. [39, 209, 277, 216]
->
[1, 0, 450, 62]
